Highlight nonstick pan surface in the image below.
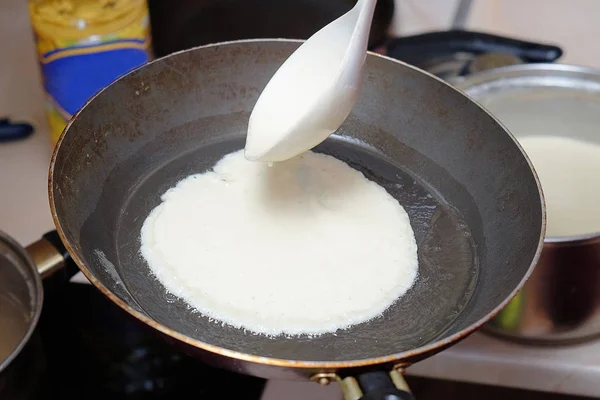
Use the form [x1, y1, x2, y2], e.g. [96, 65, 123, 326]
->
[49, 39, 544, 379]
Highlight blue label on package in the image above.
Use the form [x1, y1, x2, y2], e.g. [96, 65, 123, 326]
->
[40, 39, 149, 117]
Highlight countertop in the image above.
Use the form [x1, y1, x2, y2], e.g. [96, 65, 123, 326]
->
[2, 0, 600, 399]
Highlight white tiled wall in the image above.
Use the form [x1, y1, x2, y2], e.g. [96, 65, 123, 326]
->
[392, 0, 600, 68]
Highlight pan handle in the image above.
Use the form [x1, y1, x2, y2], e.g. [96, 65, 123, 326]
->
[385, 30, 562, 66]
[313, 368, 414, 400]
[0, 118, 35, 142]
[356, 370, 414, 400]
[27, 230, 77, 279]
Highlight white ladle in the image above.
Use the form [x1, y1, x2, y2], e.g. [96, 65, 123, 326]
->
[244, 0, 378, 163]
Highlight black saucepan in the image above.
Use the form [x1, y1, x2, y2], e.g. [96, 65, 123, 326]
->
[45, 39, 545, 400]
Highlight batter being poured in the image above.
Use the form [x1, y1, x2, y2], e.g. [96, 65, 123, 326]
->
[140, 150, 418, 336]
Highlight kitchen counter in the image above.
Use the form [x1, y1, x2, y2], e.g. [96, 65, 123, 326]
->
[2, 0, 600, 399]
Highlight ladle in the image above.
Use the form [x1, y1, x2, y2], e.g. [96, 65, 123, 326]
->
[244, 0, 378, 162]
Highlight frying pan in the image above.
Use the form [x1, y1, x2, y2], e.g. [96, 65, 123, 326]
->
[47, 39, 545, 400]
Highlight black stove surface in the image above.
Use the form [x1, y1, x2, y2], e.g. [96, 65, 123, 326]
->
[31, 271, 266, 400]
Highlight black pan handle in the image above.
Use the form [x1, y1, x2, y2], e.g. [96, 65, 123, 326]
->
[357, 370, 414, 400]
[0, 118, 35, 142]
[385, 29, 562, 66]
[26, 230, 78, 280]
[317, 368, 414, 400]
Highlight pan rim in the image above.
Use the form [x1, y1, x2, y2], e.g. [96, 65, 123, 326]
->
[48, 38, 546, 370]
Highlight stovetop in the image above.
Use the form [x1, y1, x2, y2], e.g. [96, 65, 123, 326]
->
[28, 271, 267, 400]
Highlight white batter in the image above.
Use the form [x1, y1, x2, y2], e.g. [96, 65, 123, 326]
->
[244, 4, 369, 162]
[517, 135, 600, 237]
[140, 150, 418, 336]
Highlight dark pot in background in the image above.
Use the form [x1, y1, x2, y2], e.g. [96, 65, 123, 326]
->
[147, 0, 395, 57]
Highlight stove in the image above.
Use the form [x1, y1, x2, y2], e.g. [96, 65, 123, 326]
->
[32, 268, 267, 400]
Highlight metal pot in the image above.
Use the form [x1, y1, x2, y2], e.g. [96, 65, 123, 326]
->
[454, 63, 600, 344]
[0, 231, 66, 399]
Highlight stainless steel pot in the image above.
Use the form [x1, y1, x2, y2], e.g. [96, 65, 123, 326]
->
[0, 230, 66, 399]
[454, 63, 600, 344]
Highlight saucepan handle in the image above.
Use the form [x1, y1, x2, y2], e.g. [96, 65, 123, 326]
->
[26, 230, 77, 279]
[385, 30, 563, 67]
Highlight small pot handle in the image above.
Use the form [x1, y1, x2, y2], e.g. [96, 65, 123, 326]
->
[26, 230, 77, 279]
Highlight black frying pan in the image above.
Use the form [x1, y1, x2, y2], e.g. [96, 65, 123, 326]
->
[45, 39, 545, 399]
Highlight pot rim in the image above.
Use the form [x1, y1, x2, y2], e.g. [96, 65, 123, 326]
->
[454, 62, 600, 246]
[544, 232, 600, 246]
